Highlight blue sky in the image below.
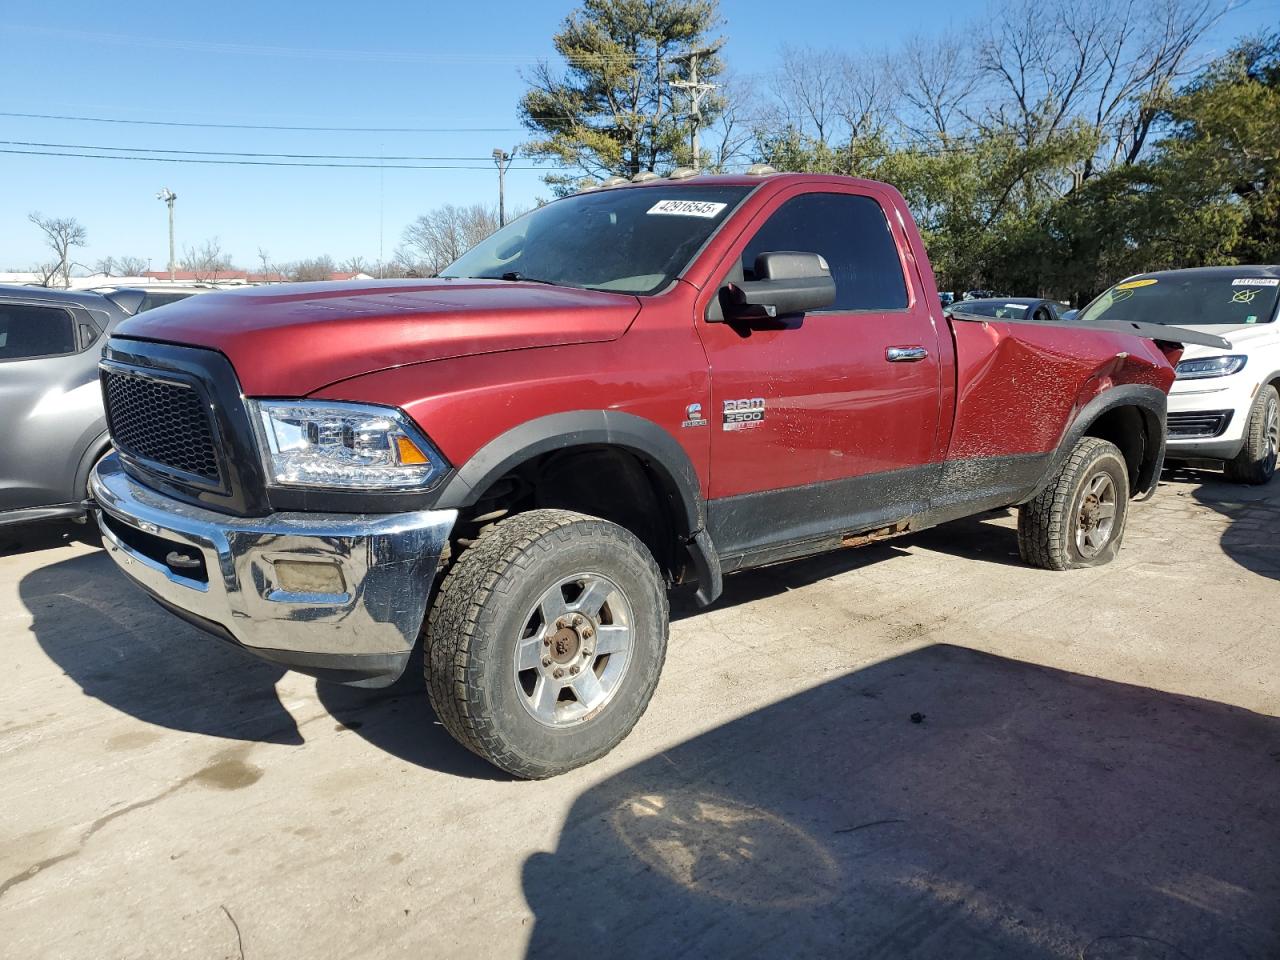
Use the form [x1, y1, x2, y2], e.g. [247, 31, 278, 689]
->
[0, 0, 1273, 272]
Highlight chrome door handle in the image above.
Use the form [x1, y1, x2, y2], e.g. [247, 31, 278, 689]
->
[886, 346, 928, 362]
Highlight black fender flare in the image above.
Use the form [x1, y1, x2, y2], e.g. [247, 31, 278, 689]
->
[73, 431, 113, 504]
[433, 410, 723, 604]
[1029, 384, 1167, 501]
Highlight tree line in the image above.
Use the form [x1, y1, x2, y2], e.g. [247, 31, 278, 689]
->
[15, 0, 1276, 303]
[521, 0, 1280, 302]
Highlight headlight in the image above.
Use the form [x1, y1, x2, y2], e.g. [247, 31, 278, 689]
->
[250, 400, 446, 490]
[1174, 355, 1248, 380]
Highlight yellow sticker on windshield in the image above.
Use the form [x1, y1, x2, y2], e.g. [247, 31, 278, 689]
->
[1115, 278, 1158, 290]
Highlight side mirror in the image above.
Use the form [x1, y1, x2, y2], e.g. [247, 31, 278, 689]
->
[720, 251, 836, 321]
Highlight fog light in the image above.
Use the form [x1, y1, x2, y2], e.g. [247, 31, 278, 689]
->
[273, 559, 346, 596]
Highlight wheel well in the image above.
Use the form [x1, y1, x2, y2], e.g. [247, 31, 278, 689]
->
[1082, 405, 1151, 495]
[454, 445, 684, 583]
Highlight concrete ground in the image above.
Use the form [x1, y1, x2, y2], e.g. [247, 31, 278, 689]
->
[1, 468, 1278, 960]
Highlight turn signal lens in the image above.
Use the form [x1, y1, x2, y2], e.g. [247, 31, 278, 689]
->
[395, 435, 430, 465]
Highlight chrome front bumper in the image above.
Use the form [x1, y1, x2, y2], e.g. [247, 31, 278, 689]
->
[90, 454, 456, 686]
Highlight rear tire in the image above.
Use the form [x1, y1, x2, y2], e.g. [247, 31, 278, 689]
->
[1223, 385, 1278, 485]
[1018, 437, 1129, 570]
[425, 509, 668, 779]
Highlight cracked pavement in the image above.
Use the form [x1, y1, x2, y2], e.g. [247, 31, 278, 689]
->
[1, 468, 1278, 959]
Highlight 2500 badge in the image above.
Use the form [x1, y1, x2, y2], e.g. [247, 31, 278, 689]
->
[722, 398, 766, 431]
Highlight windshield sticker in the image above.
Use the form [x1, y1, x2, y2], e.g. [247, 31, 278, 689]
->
[1247, 315, 1258, 324]
[1115, 278, 1158, 291]
[1232, 278, 1279, 287]
[647, 199, 728, 218]
[1112, 288, 1135, 303]
[1231, 289, 1260, 304]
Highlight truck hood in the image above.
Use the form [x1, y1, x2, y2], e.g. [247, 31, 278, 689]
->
[114, 278, 643, 395]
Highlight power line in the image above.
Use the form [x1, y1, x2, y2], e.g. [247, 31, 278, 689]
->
[0, 139, 538, 162]
[0, 110, 526, 134]
[8, 25, 654, 66]
[0, 146, 560, 171]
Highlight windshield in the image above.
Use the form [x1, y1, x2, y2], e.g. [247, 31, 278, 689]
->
[440, 185, 752, 295]
[1078, 274, 1280, 326]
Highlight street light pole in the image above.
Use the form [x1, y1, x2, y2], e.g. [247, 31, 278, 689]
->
[156, 188, 177, 281]
[492, 149, 512, 227]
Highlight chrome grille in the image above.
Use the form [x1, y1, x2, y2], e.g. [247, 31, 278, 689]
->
[102, 368, 221, 484]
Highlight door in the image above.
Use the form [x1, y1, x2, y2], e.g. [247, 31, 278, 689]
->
[0, 300, 107, 513]
[697, 188, 944, 558]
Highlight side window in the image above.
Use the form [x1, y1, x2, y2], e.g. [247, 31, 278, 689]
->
[0, 304, 77, 361]
[740, 193, 909, 311]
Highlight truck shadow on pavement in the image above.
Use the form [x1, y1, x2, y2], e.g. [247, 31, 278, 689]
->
[521, 643, 1280, 959]
[20, 549, 304, 746]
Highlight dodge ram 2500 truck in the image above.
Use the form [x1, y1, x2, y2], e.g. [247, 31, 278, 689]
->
[91, 171, 1225, 778]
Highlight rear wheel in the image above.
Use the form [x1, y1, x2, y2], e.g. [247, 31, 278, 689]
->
[425, 509, 667, 779]
[1224, 385, 1278, 485]
[1018, 437, 1129, 570]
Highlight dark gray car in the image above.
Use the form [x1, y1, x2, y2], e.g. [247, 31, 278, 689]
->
[0, 286, 195, 526]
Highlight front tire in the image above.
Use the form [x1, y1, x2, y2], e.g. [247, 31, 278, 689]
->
[1018, 437, 1130, 570]
[425, 509, 668, 779]
[1224, 384, 1278, 485]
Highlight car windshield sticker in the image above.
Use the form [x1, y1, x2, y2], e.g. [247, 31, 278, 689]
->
[1232, 278, 1279, 287]
[1115, 278, 1158, 291]
[1246, 315, 1259, 324]
[1112, 288, 1135, 303]
[647, 199, 728, 218]
[1231, 289, 1260, 304]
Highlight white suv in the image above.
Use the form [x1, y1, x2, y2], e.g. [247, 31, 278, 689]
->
[1077, 266, 1280, 484]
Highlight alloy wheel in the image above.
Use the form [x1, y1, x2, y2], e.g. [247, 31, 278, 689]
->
[1075, 472, 1117, 558]
[513, 572, 634, 727]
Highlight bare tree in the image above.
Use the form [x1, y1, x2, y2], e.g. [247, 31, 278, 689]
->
[895, 35, 982, 139]
[397, 204, 500, 276]
[94, 256, 117, 277]
[287, 255, 337, 282]
[976, 0, 1224, 173]
[701, 72, 760, 172]
[28, 213, 87, 288]
[339, 255, 371, 275]
[117, 256, 148, 276]
[256, 247, 275, 279]
[31, 261, 62, 286]
[180, 238, 234, 281]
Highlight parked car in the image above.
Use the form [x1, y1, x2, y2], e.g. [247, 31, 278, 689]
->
[1076, 266, 1280, 484]
[91, 285, 210, 314]
[0, 285, 204, 528]
[947, 297, 1073, 323]
[939, 290, 955, 308]
[89, 172, 1224, 778]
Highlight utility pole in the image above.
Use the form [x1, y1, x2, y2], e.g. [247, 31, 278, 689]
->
[670, 44, 721, 171]
[492, 148, 512, 226]
[156, 187, 177, 281]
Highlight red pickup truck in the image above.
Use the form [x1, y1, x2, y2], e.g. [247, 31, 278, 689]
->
[91, 172, 1218, 778]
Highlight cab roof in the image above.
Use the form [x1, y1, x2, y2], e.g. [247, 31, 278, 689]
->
[0, 284, 120, 310]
